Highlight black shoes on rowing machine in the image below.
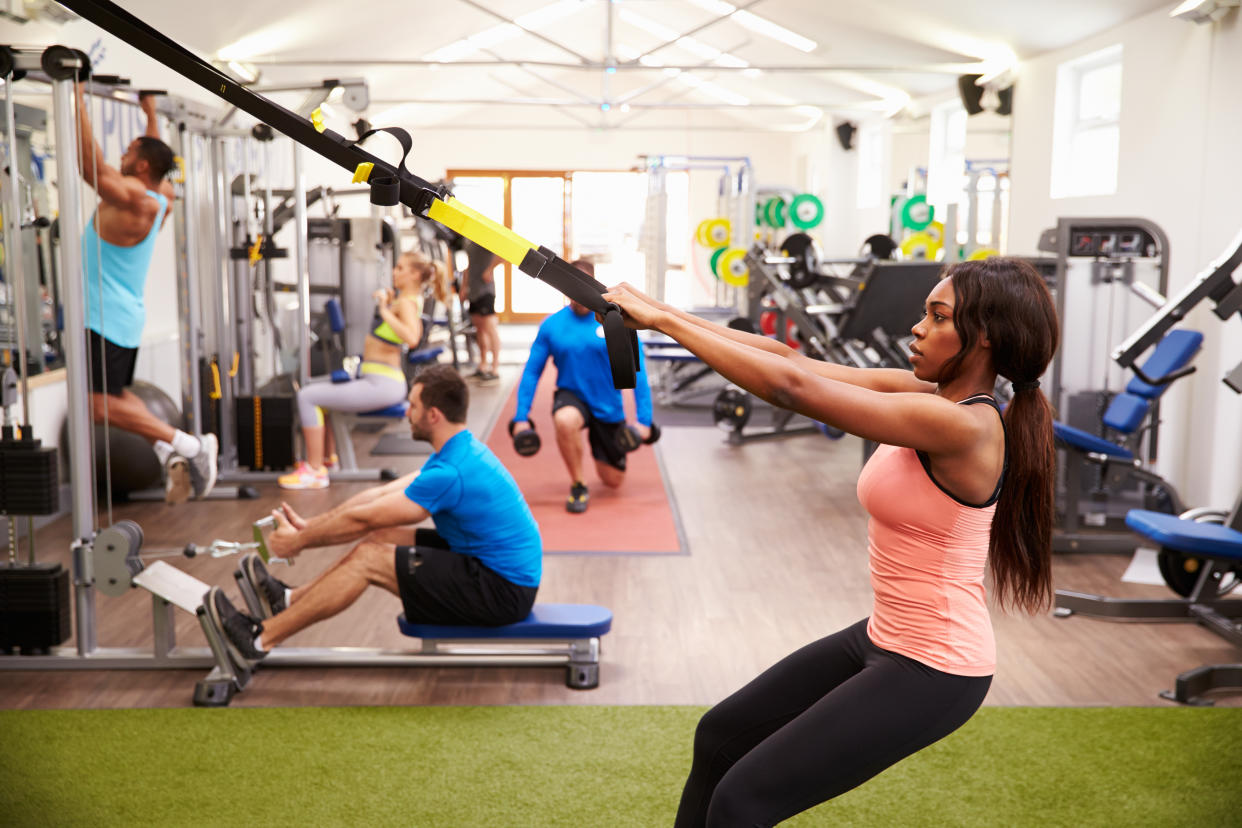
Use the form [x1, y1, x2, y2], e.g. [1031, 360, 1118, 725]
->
[240, 553, 290, 619]
[203, 586, 267, 665]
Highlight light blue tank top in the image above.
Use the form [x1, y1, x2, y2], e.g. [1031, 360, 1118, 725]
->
[82, 190, 169, 348]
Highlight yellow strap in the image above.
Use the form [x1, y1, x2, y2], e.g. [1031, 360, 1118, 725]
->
[427, 197, 537, 266]
[229, 352, 240, 378]
[249, 235, 263, 266]
[209, 360, 221, 400]
[352, 162, 374, 183]
[172, 156, 186, 184]
[310, 107, 325, 133]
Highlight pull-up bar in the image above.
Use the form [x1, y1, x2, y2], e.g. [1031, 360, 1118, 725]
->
[55, 0, 641, 388]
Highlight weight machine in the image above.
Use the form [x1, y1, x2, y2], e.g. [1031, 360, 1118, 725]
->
[1, 4, 637, 702]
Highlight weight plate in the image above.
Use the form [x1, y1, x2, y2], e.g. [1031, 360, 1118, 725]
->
[719, 248, 749, 287]
[900, 232, 942, 261]
[789, 193, 824, 230]
[705, 217, 731, 247]
[967, 247, 999, 261]
[900, 194, 934, 231]
[712, 387, 752, 430]
[695, 218, 713, 247]
[709, 246, 728, 279]
[781, 232, 818, 289]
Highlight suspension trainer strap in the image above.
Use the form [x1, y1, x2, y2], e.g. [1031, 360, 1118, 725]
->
[58, 0, 638, 387]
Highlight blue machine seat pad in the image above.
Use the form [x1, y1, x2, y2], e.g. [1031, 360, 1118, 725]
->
[1125, 510, 1242, 561]
[398, 603, 613, 639]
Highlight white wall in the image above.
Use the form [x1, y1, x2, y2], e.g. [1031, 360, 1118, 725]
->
[1008, 6, 1242, 507]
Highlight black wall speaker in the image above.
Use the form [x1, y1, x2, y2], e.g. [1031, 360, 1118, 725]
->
[835, 121, 857, 151]
[996, 85, 1014, 116]
[957, 74, 984, 115]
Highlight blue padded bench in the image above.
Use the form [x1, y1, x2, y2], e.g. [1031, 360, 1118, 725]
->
[1056, 505, 1242, 705]
[397, 603, 613, 689]
[1053, 329, 1203, 460]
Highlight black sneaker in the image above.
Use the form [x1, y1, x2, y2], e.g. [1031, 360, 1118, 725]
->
[202, 586, 267, 665]
[240, 553, 290, 619]
[566, 481, 589, 514]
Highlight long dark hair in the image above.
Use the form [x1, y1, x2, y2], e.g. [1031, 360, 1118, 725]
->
[941, 257, 1059, 613]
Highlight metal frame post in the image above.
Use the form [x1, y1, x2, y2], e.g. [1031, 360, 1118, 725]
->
[50, 65, 99, 654]
[3, 74, 30, 425]
[292, 143, 310, 386]
[171, 124, 204, 435]
[210, 136, 237, 465]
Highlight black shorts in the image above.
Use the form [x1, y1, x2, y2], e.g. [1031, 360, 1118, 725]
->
[86, 329, 137, 396]
[395, 528, 538, 626]
[467, 294, 496, 317]
[552, 387, 627, 471]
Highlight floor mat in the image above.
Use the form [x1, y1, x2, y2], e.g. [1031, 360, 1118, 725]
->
[486, 368, 686, 555]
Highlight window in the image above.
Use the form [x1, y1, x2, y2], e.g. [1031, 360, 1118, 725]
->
[926, 100, 967, 217]
[446, 169, 653, 321]
[855, 121, 888, 209]
[1051, 45, 1122, 199]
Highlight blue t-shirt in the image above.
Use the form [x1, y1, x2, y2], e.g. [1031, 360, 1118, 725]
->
[404, 430, 542, 587]
[515, 305, 653, 425]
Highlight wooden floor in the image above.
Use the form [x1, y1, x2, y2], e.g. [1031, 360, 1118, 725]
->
[2, 364, 1239, 710]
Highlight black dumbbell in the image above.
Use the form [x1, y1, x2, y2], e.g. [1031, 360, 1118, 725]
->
[615, 422, 662, 453]
[509, 419, 541, 457]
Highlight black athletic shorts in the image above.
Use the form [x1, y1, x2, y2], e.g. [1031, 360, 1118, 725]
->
[86, 329, 137, 396]
[395, 528, 538, 626]
[466, 294, 496, 317]
[552, 387, 627, 471]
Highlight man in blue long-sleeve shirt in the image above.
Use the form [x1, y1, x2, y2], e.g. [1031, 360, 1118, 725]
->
[512, 260, 653, 513]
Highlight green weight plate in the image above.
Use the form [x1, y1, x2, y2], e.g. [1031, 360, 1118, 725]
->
[789, 193, 824, 230]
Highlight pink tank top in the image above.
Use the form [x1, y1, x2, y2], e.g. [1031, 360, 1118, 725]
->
[854, 396, 1002, 676]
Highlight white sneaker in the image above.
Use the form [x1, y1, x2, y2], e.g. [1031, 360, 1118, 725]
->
[165, 456, 191, 505]
[188, 433, 219, 500]
[278, 462, 329, 490]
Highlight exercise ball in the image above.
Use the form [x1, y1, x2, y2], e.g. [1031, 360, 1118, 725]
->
[60, 380, 184, 500]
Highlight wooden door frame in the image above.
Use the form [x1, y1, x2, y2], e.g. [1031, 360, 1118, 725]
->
[447, 169, 571, 324]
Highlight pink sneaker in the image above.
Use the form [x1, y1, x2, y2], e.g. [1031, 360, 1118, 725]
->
[277, 462, 329, 490]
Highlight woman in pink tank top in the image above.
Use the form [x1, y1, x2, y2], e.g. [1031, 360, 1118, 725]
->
[604, 258, 1058, 827]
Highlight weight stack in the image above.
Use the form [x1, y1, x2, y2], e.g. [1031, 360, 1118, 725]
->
[235, 396, 296, 471]
[0, 427, 59, 515]
[0, 562, 72, 654]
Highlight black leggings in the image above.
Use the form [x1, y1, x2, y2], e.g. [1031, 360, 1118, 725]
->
[675, 618, 991, 827]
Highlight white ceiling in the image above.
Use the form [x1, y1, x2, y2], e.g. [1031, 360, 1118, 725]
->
[86, 0, 1173, 131]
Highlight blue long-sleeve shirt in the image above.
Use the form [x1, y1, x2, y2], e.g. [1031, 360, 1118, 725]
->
[515, 305, 652, 425]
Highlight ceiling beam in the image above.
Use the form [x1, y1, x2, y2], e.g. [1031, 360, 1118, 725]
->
[245, 58, 982, 74]
[369, 98, 880, 110]
[454, 0, 592, 66]
[631, 0, 768, 64]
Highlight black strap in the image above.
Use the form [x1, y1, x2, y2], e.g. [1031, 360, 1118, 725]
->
[351, 127, 414, 206]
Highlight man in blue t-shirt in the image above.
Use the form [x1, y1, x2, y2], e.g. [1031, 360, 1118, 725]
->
[512, 260, 654, 514]
[202, 365, 543, 666]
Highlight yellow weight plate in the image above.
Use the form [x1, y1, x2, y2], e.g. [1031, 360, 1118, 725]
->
[900, 232, 942, 261]
[705, 217, 731, 248]
[967, 247, 999, 260]
[695, 219, 713, 247]
[719, 247, 749, 287]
